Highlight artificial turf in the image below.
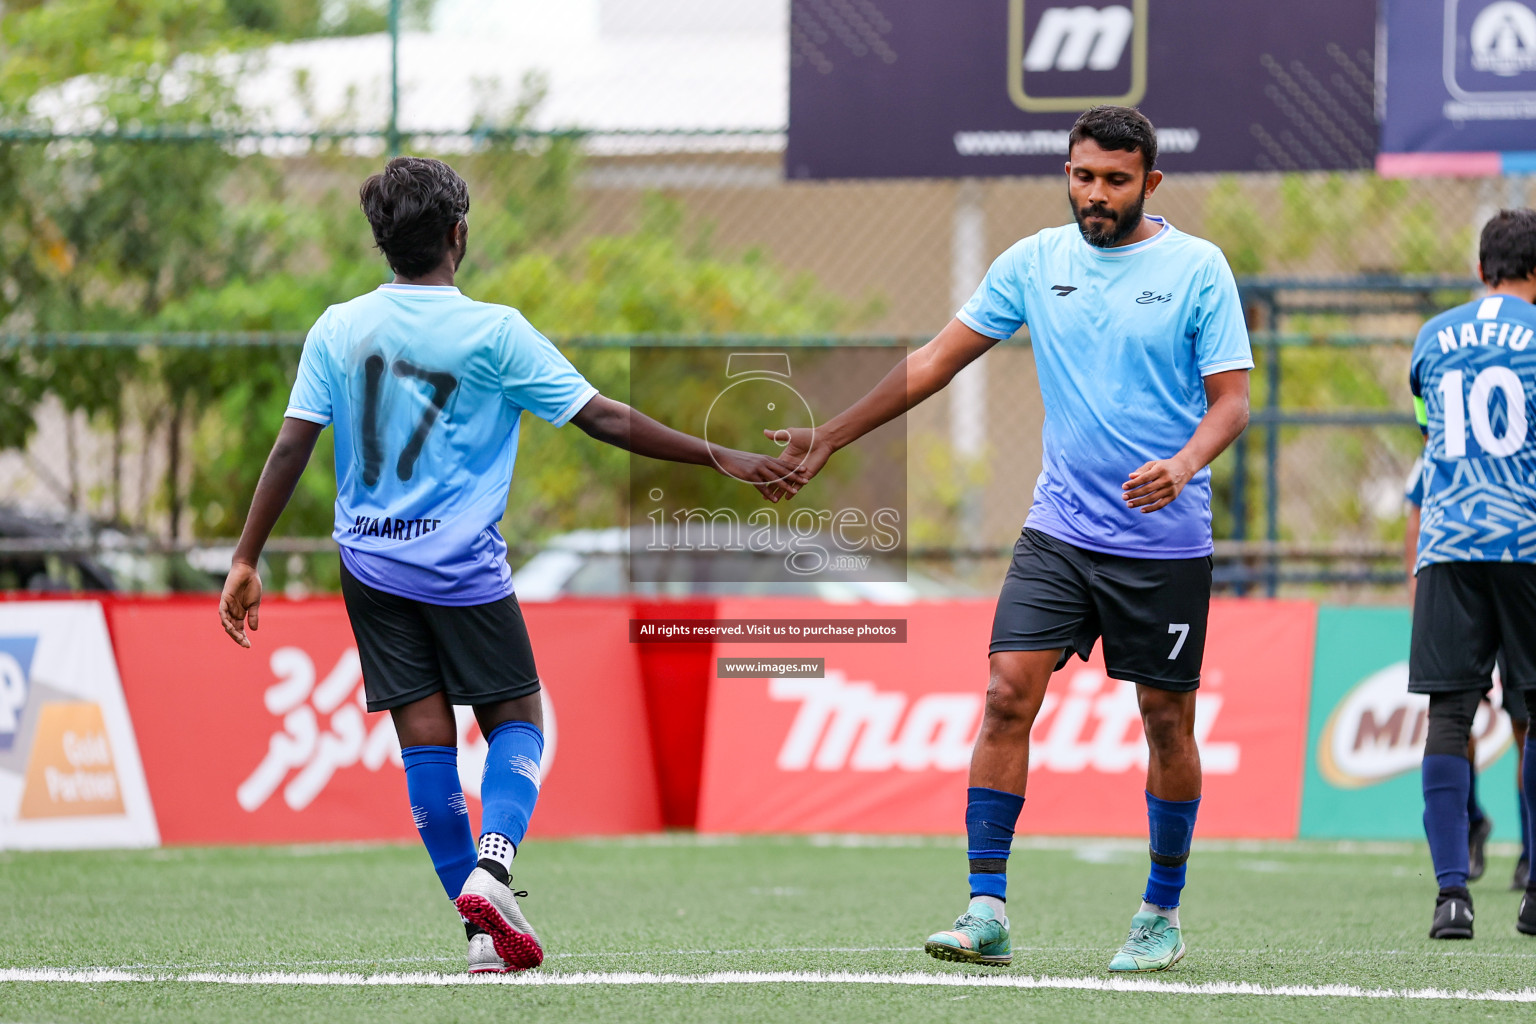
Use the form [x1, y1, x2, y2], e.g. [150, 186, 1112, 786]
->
[1, 835, 1533, 1023]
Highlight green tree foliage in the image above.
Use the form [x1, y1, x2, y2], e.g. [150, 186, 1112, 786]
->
[0, 1, 866, 556]
[1198, 172, 1472, 547]
[1200, 172, 1473, 277]
[1201, 178, 1267, 278]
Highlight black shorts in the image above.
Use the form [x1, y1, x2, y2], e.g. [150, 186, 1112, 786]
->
[1410, 561, 1536, 697]
[1500, 656, 1531, 724]
[340, 563, 542, 713]
[990, 529, 1212, 692]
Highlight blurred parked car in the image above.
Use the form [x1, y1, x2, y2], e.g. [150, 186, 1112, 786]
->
[0, 506, 237, 593]
[510, 527, 968, 602]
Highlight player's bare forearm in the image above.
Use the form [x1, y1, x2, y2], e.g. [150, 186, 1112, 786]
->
[823, 319, 999, 448]
[1405, 435, 1426, 598]
[232, 417, 324, 568]
[573, 395, 718, 466]
[1178, 371, 1251, 473]
[1124, 369, 1250, 513]
[769, 319, 999, 483]
[1405, 503, 1421, 599]
[572, 394, 801, 501]
[220, 417, 322, 647]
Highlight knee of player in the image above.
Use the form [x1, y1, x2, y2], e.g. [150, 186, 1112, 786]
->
[983, 674, 1041, 726]
[1425, 690, 1483, 758]
[1140, 702, 1195, 752]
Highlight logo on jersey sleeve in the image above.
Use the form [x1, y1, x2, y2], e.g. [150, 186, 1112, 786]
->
[1051, 284, 1078, 296]
[1008, 0, 1148, 113]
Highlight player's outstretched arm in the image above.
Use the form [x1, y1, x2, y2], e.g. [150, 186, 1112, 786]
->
[765, 318, 1000, 484]
[1123, 369, 1250, 514]
[219, 417, 324, 648]
[571, 394, 804, 503]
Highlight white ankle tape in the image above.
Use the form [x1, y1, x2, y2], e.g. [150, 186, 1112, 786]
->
[478, 832, 514, 869]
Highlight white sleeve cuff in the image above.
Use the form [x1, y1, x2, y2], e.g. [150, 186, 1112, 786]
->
[284, 407, 332, 426]
[549, 385, 600, 427]
[1199, 357, 1254, 377]
[955, 309, 1016, 341]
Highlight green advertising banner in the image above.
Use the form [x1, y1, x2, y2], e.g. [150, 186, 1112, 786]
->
[1300, 607, 1523, 841]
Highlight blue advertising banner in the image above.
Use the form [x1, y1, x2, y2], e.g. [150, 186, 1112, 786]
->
[786, 0, 1377, 179]
[1380, 0, 1536, 175]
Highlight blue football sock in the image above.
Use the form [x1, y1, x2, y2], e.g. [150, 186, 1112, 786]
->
[1524, 736, 1536, 874]
[1143, 791, 1200, 909]
[401, 745, 477, 899]
[1422, 753, 1473, 890]
[1519, 760, 1530, 864]
[479, 720, 544, 853]
[1467, 769, 1486, 827]
[966, 786, 1024, 901]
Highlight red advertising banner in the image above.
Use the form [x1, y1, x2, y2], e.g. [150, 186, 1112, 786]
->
[106, 597, 659, 845]
[632, 600, 717, 829]
[697, 598, 1317, 838]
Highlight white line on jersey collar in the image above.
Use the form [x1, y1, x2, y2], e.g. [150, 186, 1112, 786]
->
[377, 283, 461, 294]
[1476, 296, 1504, 320]
[1078, 215, 1172, 258]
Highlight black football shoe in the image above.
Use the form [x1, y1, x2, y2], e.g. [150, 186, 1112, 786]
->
[1512, 856, 1530, 892]
[1429, 887, 1474, 940]
[1519, 889, 1536, 936]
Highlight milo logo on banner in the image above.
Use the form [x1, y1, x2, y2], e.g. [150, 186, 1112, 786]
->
[1300, 608, 1524, 840]
[1316, 661, 1510, 789]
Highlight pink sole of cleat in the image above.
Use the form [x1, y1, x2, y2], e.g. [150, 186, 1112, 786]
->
[455, 894, 544, 971]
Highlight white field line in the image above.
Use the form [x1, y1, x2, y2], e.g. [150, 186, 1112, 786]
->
[3, 968, 1536, 1002]
[89, 945, 1536, 971]
[93, 947, 914, 971]
[580, 834, 1474, 857]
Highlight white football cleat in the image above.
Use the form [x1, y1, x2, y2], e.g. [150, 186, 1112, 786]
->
[467, 931, 507, 974]
[455, 867, 544, 971]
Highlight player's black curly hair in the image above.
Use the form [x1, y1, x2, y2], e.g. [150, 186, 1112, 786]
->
[1068, 106, 1158, 174]
[359, 157, 470, 279]
[1479, 208, 1536, 287]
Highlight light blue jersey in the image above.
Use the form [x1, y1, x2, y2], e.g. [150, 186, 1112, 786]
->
[958, 218, 1252, 558]
[1409, 294, 1536, 570]
[286, 284, 597, 604]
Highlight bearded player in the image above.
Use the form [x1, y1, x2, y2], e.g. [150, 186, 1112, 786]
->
[217, 156, 800, 973]
[773, 107, 1251, 972]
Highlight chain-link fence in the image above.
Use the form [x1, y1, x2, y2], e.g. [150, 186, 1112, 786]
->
[0, 1, 1505, 598]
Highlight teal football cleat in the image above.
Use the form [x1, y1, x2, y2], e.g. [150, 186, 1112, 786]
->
[924, 900, 1011, 966]
[1107, 911, 1186, 973]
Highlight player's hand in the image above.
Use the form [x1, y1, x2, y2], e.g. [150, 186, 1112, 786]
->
[1123, 456, 1194, 514]
[762, 426, 834, 494]
[219, 561, 263, 648]
[711, 448, 808, 502]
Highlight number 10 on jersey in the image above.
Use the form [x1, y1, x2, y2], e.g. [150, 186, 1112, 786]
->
[1438, 367, 1531, 458]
